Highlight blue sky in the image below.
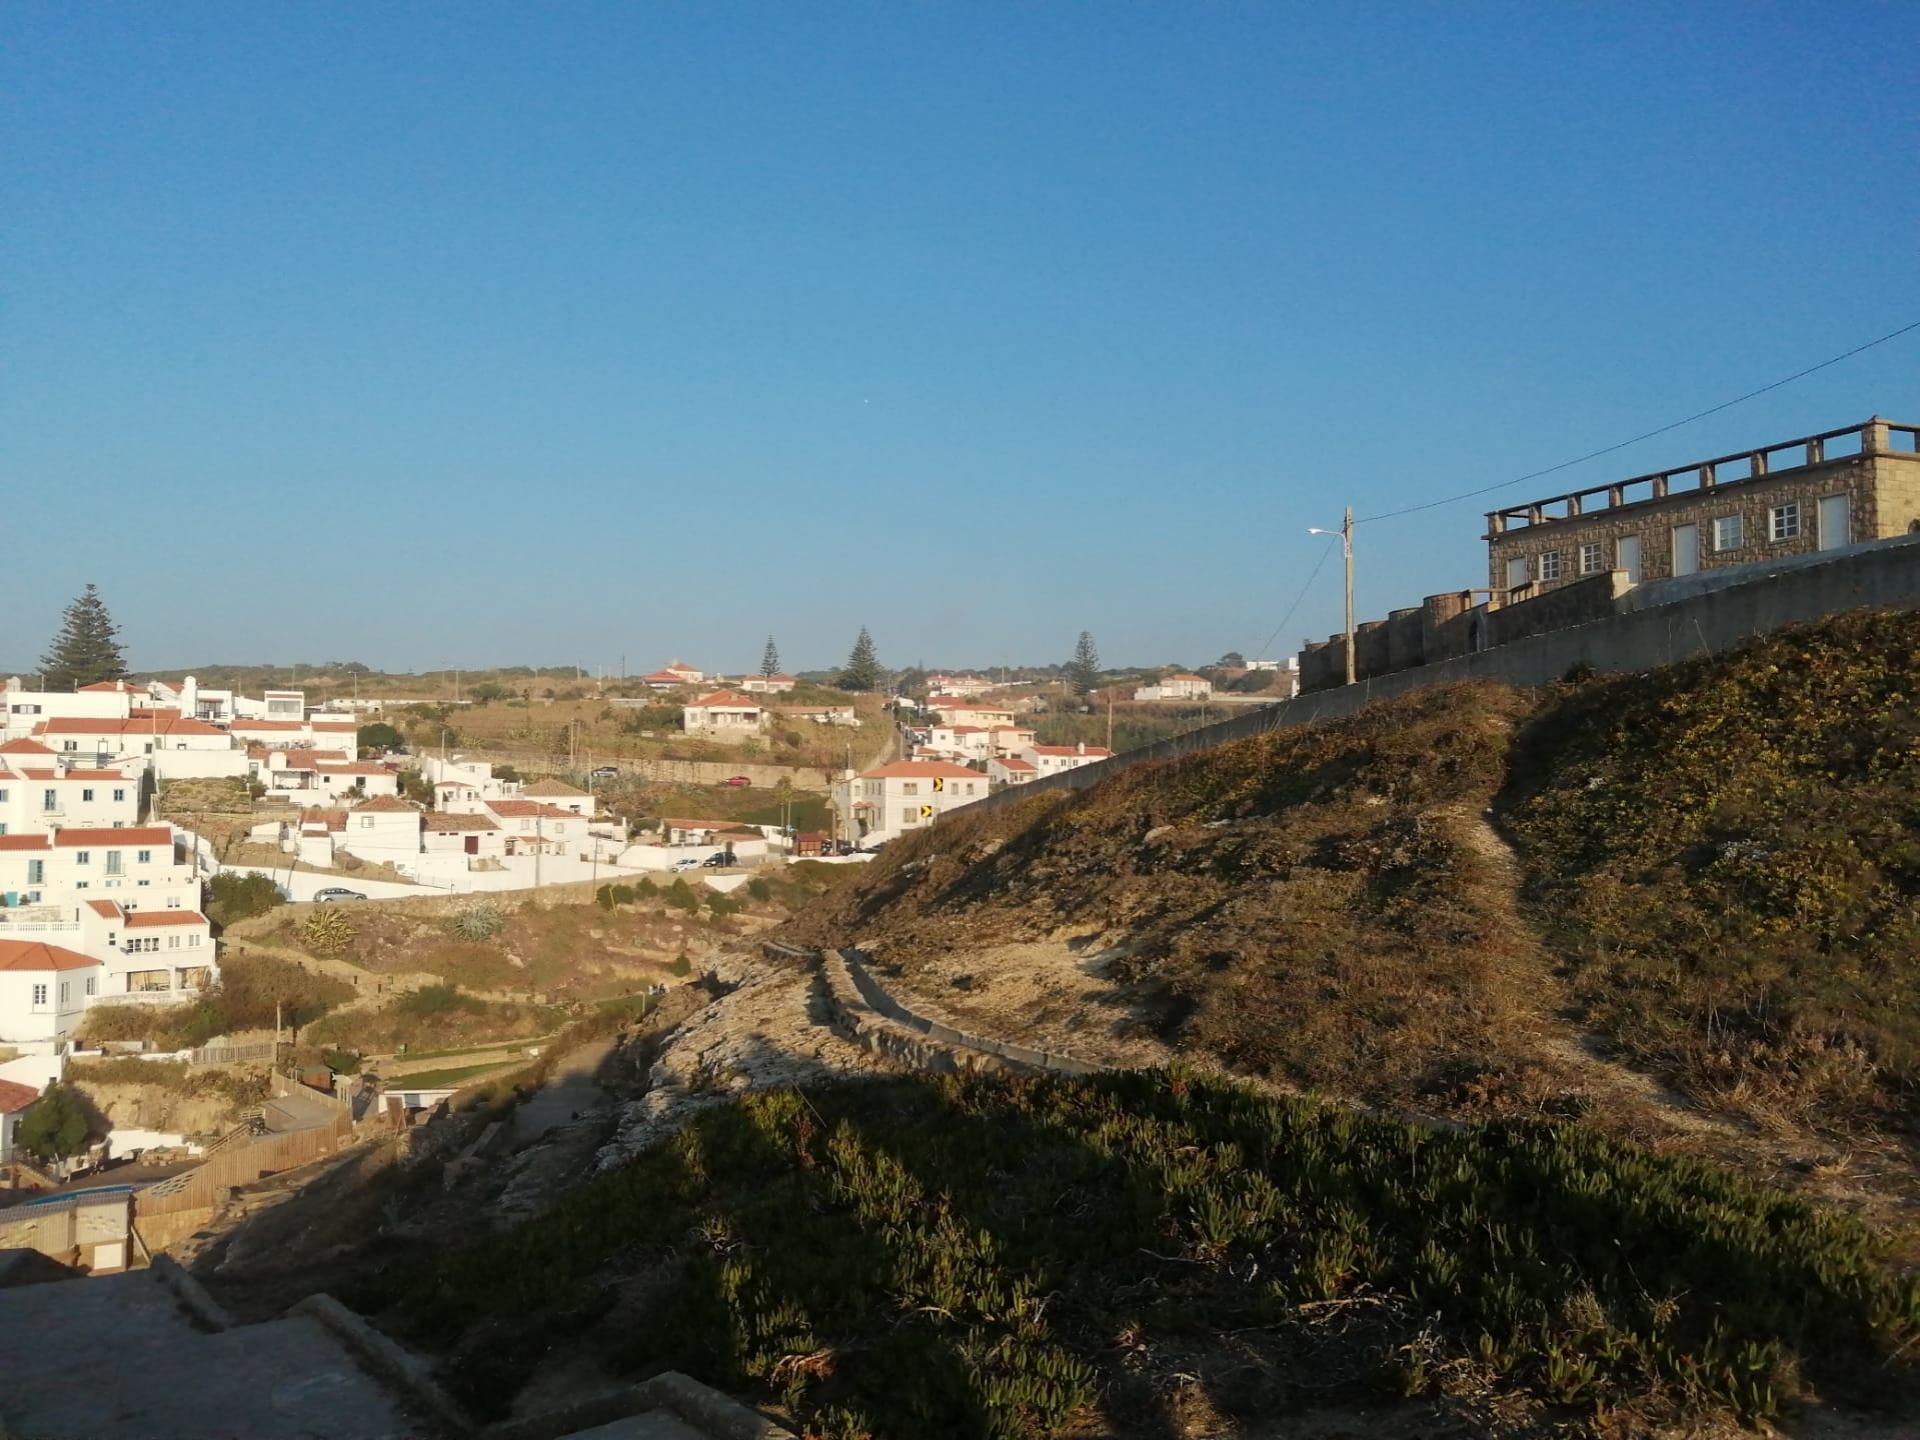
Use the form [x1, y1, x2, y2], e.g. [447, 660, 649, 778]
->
[5, 3, 1915, 676]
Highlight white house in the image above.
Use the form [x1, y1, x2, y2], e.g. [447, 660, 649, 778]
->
[74, 901, 217, 1004]
[477, 799, 591, 851]
[0, 763, 140, 837]
[1022, 743, 1114, 776]
[987, 755, 1036, 786]
[932, 702, 1016, 728]
[0, 826, 199, 912]
[925, 724, 993, 763]
[32, 714, 247, 778]
[419, 754, 523, 804]
[0, 1076, 41, 1163]
[0, 939, 102, 1049]
[683, 690, 767, 735]
[2, 677, 133, 742]
[519, 778, 595, 816]
[740, 674, 798, 694]
[1135, 673, 1213, 702]
[337, 797, 426, 864]
[421, 812, 509, 862]
[831, 760, 988, 844]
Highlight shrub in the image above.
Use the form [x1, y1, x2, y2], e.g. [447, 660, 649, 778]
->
[664, 879, 700, 914]
[595, 884, 616, 912]
[206, 871, 284, 929]
[395, 984, 484, 1020]
[745, 877, 772, 903]
[301, 907, 356, 956]
[448, 902, 505, 943]
[15, 1083, 89, 1163]
[707, 891, 743, 916]
[669, 952, 692, 977]
[610, 884, 636, 906]
[632, 878, 657, 898]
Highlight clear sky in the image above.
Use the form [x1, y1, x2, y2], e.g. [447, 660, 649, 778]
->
[5, 3, 1915, 677]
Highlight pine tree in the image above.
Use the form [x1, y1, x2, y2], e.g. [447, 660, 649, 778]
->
[839, 627, 882, 692]
[1067, 630, 1102, 697]
[40, 584, 127, 691]
[761, 636, 781, 677]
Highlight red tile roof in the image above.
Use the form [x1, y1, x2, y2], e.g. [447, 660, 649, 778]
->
[124, 910, 209, 929]
[350, 796, 418, 813]
[86, 899, 123, 918]
[34, 715, 226, 737]
[522, 778, 587, 797]
[0, 1078, 42, 1113]
[0, 739, 56, 755]
[422, 813, 499, 832]
[313, 763, 390, 776]
[54, 826, 173, 847]
[0, 939, 99, 972]
[1028, 745, 1114, 758]
[688, 690, 763, 708]
[14, 768, 127, 781]
[860, 761, 981, 780]
[79, 680, 140, 693]
[0, 835, 51, 851]
[994, 757, 1036, 772]
[232, 719, 304, 731]
[485, 800, 580, 820]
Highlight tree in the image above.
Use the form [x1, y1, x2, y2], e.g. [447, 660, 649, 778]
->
[839, 627, 882, 692]
[16, 1083, 89, 1165]
[39, 584, 127, 691]
[760, 636, 781, 677]
[357, 721, 403, 755]
[1216, 651, 1245, 668]
[205, 872, 285, 929]
[1066, 631, 1102, 697]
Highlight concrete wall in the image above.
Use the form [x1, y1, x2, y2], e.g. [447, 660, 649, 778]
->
[970, 534, 1920, 819]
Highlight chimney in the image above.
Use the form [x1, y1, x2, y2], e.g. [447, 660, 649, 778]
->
[1076, 741, 1086, 755]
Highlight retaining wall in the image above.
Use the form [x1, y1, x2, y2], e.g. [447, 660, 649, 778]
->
[973, 533, 1920, 818]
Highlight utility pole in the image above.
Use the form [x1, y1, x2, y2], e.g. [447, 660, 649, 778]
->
[1343, 505, 1355, 686]
[1106, 689, 1114, 751]
[1308, 508, 1358, 686]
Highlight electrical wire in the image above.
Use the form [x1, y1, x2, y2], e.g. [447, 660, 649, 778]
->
[1356, 316, 1920, 525]
[1250, 536, 1337, 663]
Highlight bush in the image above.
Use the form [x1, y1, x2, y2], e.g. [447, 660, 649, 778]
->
[395, 984, 485, 1020]
[448, 902, 505, 942]
[366, 1069, 1920, 1431]
[745, 877, 772, 903]
[14, 1083, 89, 1164]
[707, 891, 743, 916]
[301, 907, 356, 956]
[206, 872, 284, 929]
[632, 878, 657, 898]
[595, 884, 616, 912]
[357, 721, 404, 753]
[322, 1048, 362, 1075]
[669, 952, 692, 977]
[664, 879, 700, 914]
[610, 884, 636, 906]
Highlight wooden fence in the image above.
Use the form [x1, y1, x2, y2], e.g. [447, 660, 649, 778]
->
[134, 1112, 354, 1219]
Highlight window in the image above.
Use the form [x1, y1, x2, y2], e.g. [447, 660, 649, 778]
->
[189, 934, 201, 947]
[137, 849, 152, 864]
[106, 851, 123, 876]
[0, 789, 8, 803]
[58, 982, 69, 1003]
[26, 860, 43, 884]
[901, 782, 919, 795]
[42, 789, 57, 812]
[1579, 542, 1606, 575]
[32, 984, 47, 1006]
[85, 977, 96, 996]
[1538, 551, 1563, 581]
[75, 850, 91, 866]
[360, 817, 375, 829]
[1770, 503, 1801, 541]
[1505, 556, 1529, 590]
[82, 788, 95, 802]
[1710, 514, 1743, 552]
[113, 788, 126, 802]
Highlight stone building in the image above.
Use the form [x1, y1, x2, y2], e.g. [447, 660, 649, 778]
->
[1485, 417, 1920, 595]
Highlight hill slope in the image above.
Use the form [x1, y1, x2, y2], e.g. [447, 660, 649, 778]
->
[787, 611, 1920, 1185]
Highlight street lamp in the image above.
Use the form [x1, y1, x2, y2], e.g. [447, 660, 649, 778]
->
[1308, 507, 1356, 686]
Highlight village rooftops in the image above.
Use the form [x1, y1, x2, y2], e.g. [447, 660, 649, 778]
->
[0, 1078, 41, 1113]
[0, 739, 56, 755]
[124, 910, 210, 929]
[0, 836, 51, 851]
[34, 715, 226, 736]
[300, 809, 349, 832]
[422, 812, 499, 831]
[0, 939, 98, 972]
[350, 796, 417, 813]
[995, 757, 1036, 772]
[485, 799, 580, 819]
[11, 768, 127, 781]
[859, 760, 982, 780]
[521, 778, 588, 797]
[1485, 416, 1920, 537]
[688, 690, 763, 708]
[53, 826, 173, 847]
[78, 680, 142, 693]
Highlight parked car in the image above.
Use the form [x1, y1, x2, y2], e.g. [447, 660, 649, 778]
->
[701, 852, 734, 868]
[721, 775, 752, 787]
[313, 887, 367, 902]
[590, 765, 619, 780]
[669, 858, 703, 873]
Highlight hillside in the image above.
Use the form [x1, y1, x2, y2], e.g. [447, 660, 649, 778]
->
[786, 611, 1920, 1205]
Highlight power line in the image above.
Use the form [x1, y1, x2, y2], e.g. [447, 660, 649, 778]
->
[1357, 316, 1920, 525]
[1251, 537, 1338, 663]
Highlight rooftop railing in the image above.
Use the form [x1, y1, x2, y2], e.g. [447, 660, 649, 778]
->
[1487, 417, 1919, 537]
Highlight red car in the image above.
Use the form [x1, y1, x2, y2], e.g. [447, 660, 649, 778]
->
[722, 775, 752, 787]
